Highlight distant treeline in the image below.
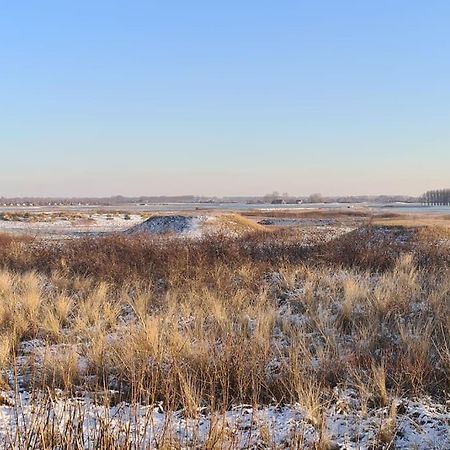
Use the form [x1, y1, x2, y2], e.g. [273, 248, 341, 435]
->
[421, 189, 450, 206]
[0, 194, 420, 206]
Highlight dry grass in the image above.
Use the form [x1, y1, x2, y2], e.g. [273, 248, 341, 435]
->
[0, 223, 449, 447]
[371, 213, 450, 228]
[207, 213, 267, 234]
[0, 211, 86, 222]
[0, 246, 449, 400]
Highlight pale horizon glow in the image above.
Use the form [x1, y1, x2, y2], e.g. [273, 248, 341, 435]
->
[2, 1, 450, 198]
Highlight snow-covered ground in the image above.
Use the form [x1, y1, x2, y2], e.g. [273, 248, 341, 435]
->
[0, 213, 144, 238]
[0, 390, 448, 449]
[0, 212, 357, 243]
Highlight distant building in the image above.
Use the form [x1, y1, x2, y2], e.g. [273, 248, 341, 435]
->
[271, 199, 286, 205]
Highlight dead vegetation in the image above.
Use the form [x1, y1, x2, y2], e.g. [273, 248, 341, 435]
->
[0, 211, 87, 222]
[0, 222, 449, 447]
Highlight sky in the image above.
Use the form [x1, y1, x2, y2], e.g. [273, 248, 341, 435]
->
[1, 1, 450, 197]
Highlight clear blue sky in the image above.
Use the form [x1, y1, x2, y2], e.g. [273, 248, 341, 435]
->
[1, 1, 450, 197]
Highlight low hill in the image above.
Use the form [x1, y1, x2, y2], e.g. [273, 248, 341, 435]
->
[126, 213, 266, 237]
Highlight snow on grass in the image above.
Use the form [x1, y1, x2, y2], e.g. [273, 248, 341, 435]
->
[0, 390, 448, 449]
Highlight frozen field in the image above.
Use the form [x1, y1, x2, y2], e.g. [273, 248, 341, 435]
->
[1, 202, 449, 238]
[0, 212, 144, 238]
[0, 208, 361, 241]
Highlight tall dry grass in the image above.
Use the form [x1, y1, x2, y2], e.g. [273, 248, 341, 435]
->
[0, 225, 449, 447]
[0, 252, 449, 401]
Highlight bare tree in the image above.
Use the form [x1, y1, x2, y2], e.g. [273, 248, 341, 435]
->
[308, 193, 323, 203]
[422, 189, 450, 206]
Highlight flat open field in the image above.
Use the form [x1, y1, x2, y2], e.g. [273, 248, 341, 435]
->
[0, 206, 449, 448]
[2, 204, 450, 240]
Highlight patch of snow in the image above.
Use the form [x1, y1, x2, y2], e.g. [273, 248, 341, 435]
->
[127, 215, 211, 237]
[0, 391, 448, 448]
